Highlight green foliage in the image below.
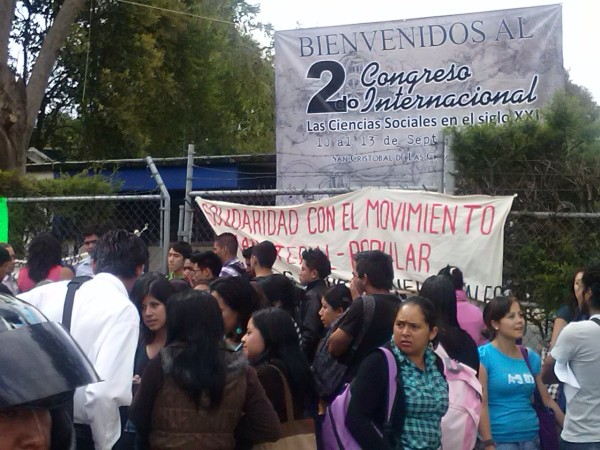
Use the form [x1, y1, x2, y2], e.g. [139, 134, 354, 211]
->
[24, 0, 275, 160]
[447, 83, 600, 335]
[0, 170, 117, 255]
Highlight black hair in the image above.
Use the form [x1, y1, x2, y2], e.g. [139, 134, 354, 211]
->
[169, 241, 193, 260]
[482, 295, 520, 339]
[82, 224, 104, 239]
[252, 241, 277, 269]
[419, 275, 460, 330]
[438, 265, 464, 290]
[27, 232, 64, 283]
[0, 247, 10, 266]
[322, 284, 352, 311]
[250, 307, 315, 402]
[582, 261, 600, 311]
[241, 246, 254, 259]
[165, 290, 225, 409]
[354, 250, 394, 290]
[399, 295, 438, 331]
[92, 230, 148, 278]
[130, 272, 174, 344]
[190, 251, 222, 278]
[209, 276, 261, 340]
[260, 274, 299, 316]
[563, 267, 586, 318]
[214, 233, 238, 255]
[170, 278, 193, 294]
[302, 248, 332, 279]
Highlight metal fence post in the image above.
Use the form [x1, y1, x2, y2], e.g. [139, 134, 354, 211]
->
[146, 156, 170, 275]
[181, 143, 195, 243]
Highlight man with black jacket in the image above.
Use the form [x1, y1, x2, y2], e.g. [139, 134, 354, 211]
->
[299, 248, 331, 362]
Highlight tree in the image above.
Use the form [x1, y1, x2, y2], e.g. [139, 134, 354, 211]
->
[0, 0, 86, 172]
[5, 0, 274, 163]
[1, 0, 274, 168]
[447, 82, 600, 337]
[65, 0, 274, 160]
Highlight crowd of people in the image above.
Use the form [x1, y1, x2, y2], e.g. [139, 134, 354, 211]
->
[1, 227, 599, 450]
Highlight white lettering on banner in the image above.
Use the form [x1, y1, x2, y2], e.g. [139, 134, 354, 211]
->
[197, 187, 515, 301]
[275, 5, 564, 192]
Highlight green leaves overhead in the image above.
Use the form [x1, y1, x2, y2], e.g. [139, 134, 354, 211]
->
[26, 0, 274, 159]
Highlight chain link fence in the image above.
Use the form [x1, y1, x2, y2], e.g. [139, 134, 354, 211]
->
[7, 194, 169, 273]
[186, 188, 600, 350]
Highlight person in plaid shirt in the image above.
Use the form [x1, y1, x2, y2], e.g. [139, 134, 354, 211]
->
[346, 296, 448, 450]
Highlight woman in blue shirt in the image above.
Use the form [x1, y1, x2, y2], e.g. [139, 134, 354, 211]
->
[478, 296, 564, 450]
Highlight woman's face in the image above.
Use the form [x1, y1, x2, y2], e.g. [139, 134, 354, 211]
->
[493, 301, 525, 341]
[211, 290, 239, 335]
[393, 303, 437, 358]
[574, 271, 585, 306]
[141, 295, 166, 332]
[241, 318, 266, 361]
[319, 298, 342, 328]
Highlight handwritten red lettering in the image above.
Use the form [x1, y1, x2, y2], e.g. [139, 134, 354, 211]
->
[341, 202, 359, 230]
[463, 204, 481, 234]
[480, 205, 495, 235]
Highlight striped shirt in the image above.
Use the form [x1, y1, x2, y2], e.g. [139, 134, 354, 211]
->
[219, 258, 245, 278]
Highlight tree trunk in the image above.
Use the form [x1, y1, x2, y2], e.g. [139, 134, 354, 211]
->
[0, 63, 27, 172]
[0, 0, 85, 173]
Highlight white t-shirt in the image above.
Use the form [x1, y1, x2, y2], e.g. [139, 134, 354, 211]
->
[20, 273, 139, 450]
[551, 314, 600, 443]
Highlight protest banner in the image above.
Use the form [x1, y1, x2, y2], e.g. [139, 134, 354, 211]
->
[197, 188, 514, 300]
[275, 5, 564, 193]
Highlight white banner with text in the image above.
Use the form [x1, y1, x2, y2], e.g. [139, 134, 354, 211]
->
[197, 188, 515, 300]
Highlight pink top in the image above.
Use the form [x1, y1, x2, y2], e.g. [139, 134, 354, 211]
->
[456, 289, 487, 346]
[17, 265, 64, 293]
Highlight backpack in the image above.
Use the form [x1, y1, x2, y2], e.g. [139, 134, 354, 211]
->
[321, 347, 398, 450]
[434, 343, 482, 450]
[312, 295, 376, 399]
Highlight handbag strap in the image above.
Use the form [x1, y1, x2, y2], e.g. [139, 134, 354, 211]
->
[518, 346, 544, 401]
[268, 364, 296, 422]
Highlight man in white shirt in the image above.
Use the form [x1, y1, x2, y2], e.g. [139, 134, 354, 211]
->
[542, 261, 600, 449]
[20, 229, 148, 450]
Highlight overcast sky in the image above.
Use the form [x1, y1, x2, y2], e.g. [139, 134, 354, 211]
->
[252, 0, 599, 103]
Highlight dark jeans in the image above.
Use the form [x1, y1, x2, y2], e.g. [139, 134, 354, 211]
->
[75, 406, 131, 450]
[560, 440, 600, 450]
[74, 424, 94, 450]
